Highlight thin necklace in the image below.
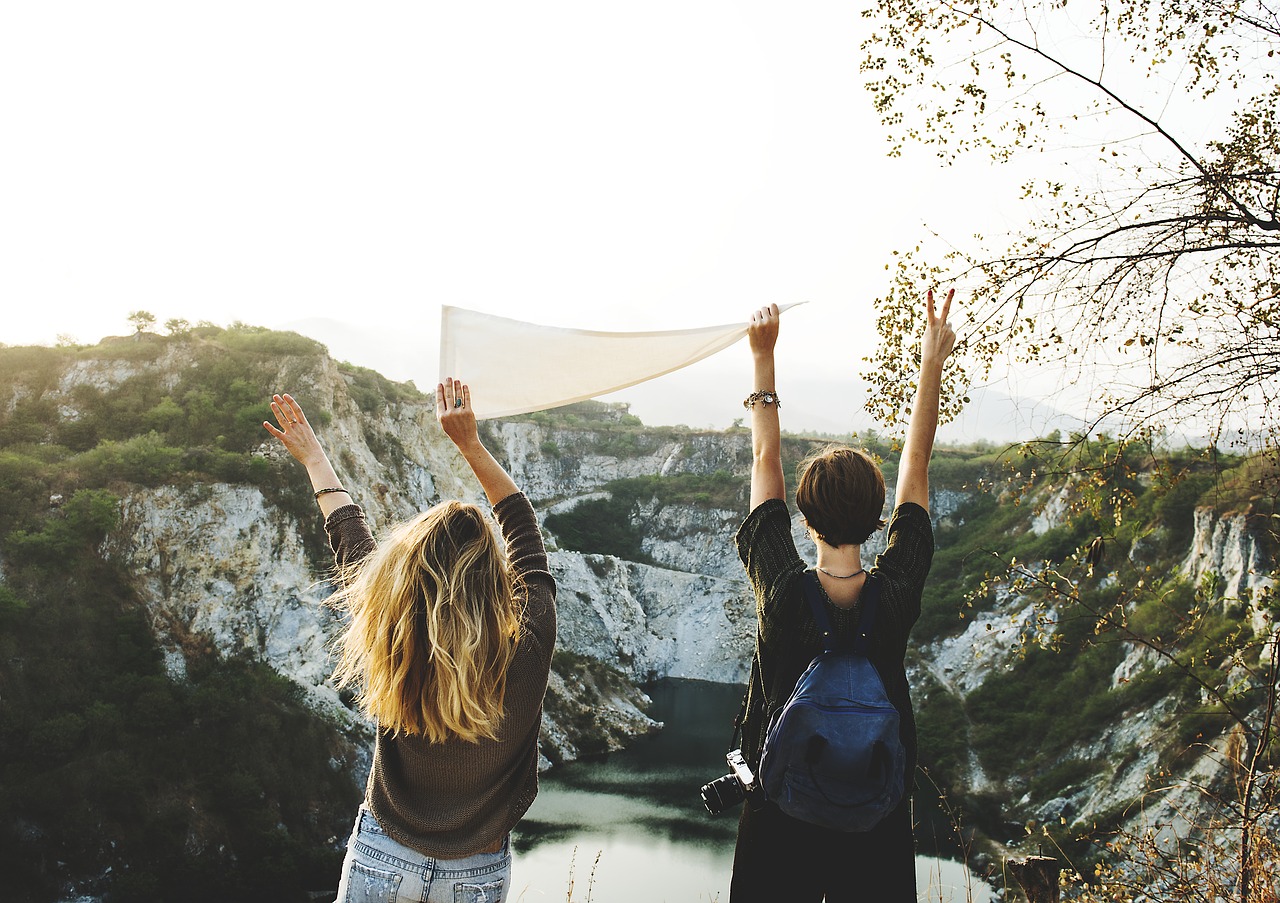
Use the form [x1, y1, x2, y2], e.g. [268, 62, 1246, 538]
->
[817, 566, 864, 579]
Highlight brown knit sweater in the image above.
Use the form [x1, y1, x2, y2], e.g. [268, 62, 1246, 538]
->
[735, 499, 933, 783]
[325, 491, 557, 858]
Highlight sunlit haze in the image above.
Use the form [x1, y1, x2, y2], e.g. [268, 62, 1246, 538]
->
[3, 2, 1071, 440]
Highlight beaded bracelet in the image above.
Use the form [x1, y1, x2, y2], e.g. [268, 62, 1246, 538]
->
[313, 487, 348, 500]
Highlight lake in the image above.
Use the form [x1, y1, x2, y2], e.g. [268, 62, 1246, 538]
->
[508, 679, 994, 903]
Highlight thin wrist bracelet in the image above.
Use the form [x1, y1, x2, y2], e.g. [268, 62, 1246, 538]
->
[313, 487, 348, 500]
[743, 390, 780, 409]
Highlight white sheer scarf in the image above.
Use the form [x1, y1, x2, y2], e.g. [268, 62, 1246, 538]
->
[438, 304, 801, 419]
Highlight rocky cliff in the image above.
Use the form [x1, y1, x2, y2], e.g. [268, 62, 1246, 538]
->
[3, 330, 1276, 898]
[53, 346, 1280, 806]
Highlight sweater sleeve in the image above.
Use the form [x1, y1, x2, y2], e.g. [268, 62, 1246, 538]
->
[324, 503, 376, 572]
[735, 498, 807, 642]
[870, 502, 934, 649]
[492, 491, 557, 652]
[875, 503, 933, 590]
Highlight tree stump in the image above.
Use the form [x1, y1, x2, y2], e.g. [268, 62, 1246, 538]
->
[1008, 856, 1062, 903]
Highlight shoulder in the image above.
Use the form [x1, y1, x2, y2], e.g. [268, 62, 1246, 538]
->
[497, 492, 556, 620]
[736, 500, 807, 631]
[876, 503, 933, 575]
[736, 498, 794, 550]
[736, 498, 804, 581]
[873, 503, 934, 591]
[886, 502, 932, 539]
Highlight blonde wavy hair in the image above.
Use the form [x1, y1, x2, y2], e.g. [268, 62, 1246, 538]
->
[328, 501, 522, 743]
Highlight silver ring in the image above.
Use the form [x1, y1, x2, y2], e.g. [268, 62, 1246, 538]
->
[289, 419, 299, 424]
[454, 398, 463, 408]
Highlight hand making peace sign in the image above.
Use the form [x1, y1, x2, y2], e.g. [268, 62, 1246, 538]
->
[921, 288, 957, 369]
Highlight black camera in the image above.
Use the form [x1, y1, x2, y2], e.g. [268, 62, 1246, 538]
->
[700, 748, 761, 815]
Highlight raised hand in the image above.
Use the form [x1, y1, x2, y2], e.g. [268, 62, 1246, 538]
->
[436, 378, 519, 504]
[896, 288, 959, 512]
[437, 378, 479, 451]
[921, 288, 957, 368]
[748, 304, 781, 358]
[747, 303, 785, 508]
[263, 393, 328, 468]
[263, 393, 351, 514]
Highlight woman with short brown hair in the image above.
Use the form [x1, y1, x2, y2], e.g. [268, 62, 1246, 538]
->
[730, 292, 956, 902]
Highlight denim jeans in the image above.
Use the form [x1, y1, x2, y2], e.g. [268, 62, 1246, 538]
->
[334, 807, 511, 903]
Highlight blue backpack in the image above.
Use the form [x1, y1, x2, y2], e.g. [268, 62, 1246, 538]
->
[757, 571, 906, 831]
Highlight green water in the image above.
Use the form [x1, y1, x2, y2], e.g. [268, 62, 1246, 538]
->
[509, 679, 993, 902]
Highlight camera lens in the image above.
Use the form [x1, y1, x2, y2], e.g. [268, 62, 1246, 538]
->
[700, 773, 745, 815]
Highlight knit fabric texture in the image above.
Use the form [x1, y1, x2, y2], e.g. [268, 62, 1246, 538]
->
[734, 499, 933, 782]
[325, 492, 557, 858]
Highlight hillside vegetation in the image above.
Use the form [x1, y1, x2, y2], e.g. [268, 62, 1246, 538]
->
[0, 328, 371, 902]
[1, 327, 1276, 900]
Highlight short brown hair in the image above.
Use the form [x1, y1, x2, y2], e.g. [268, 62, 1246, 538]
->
[795, 446, 886, 547]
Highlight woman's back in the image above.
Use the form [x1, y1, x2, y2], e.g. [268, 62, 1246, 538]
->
[327, 491, 557, 859]
[264, 379, 559, 901]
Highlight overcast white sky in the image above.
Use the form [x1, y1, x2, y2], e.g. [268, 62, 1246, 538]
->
[2, 1, 1067, 438]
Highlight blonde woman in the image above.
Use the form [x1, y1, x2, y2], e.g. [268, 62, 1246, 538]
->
[264, 378, 556, 903]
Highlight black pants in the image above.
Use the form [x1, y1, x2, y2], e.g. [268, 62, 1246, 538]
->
[728, 798, 916, 903]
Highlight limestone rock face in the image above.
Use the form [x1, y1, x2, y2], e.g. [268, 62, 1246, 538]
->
[90, 368, 763, 765]
[1183, 507, 1274, 632]
[551, 551, 755, 684]
[923, 587, 1053, 699]
[95, 385, 1005, 770]
[36, 337, 1279, 853]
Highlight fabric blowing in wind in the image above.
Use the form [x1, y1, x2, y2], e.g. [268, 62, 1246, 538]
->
[438, 304, 802, 420]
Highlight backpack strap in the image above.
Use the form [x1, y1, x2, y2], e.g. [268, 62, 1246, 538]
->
[803, 570, 881, 656]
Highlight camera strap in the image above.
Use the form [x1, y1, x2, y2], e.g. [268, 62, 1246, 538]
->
[729, 653, 761, 752]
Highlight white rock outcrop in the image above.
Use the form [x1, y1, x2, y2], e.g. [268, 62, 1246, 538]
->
[1183, 507, 1274, 598]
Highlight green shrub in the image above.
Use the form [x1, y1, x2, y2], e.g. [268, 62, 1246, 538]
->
[1012, 514, 1099, 565]
[610, 470, 743, 510]
[90, 334, 166, 362]
[0, 553, 358, 902]
[913, 676, 969, 787]
[6, 489, 120, 563]
[0, 584, 27, 622]
[77, 433, 184, 485]
[28, 712, 87, 759]
[545, 495, 648, 561]
[0, 397, 60, 447]
[1028, 757, 1102, 800]
[215, 326, 325, 358]
[1153, 470, 1217, 545]
[928, 448, 996, 486]
[545, 471, 746, 558]
[0, 345, 68, 391]
[339, 362, 425, 413]
[965, 612, 1125, 775]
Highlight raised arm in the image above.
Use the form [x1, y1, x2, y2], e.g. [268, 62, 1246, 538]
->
[895, 289, 957, 513]
[436, 377, 520, 505]
[747, 304, 785, 511]
[263, 393, 353, 518]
